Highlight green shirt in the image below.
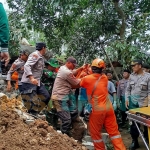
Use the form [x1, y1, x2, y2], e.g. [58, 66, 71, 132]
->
[0, 3, 9, 49]
[41, 69, 56, 96]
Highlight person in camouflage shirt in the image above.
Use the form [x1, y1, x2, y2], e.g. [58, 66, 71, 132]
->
[41, 58, 60, 96]
[41, 58, 60, 129]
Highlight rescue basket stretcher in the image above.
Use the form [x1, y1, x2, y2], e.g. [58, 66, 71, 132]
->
[126, 107, 150, 150]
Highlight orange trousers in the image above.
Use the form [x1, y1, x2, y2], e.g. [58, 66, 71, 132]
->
[89, 105, 126, 150]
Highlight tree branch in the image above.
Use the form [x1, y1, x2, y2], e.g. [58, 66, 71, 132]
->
[113, 0, 126, 40]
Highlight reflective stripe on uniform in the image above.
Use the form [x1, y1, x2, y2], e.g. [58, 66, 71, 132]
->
[93, 139, 103, 143]
[110, 135, 121, 140]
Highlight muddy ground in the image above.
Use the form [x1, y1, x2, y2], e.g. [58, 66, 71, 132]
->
[121, 127, 147, 150]
[0, 109, 147, 150]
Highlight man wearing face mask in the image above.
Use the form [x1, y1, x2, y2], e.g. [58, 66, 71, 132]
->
[125, 60, 150, 150]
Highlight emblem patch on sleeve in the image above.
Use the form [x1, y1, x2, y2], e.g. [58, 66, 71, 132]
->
[32, 54, 38, 60]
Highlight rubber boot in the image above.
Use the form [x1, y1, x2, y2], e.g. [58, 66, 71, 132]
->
[129, 139, 140, 150]
[143, 126, 149, 144]
[71, 117, 86, 142]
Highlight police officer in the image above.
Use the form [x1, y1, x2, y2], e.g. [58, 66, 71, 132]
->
[125, 60, 150, 150]
[21, 42, 50, 115]
[117, 69, 130, 127]
[51, 56, 85, 141]
[6, 49, 30, 93]
[142, 63, 150, 73]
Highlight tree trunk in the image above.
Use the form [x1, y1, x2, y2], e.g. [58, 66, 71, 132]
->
[113, 0, 126, 40]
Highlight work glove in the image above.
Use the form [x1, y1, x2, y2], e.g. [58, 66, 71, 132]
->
[113, 101, 117, 111]
[84, 103, 92, 115]
[83, 103, 92, 122]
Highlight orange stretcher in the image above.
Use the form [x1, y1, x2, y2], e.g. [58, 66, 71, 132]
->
[127, 107, 150, 150]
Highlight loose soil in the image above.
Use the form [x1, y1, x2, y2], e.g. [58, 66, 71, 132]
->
[0, 110, 86, 150]
[0, 89, 147, 150]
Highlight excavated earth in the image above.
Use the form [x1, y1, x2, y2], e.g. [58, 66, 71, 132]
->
[0, 79, 86, 150]
[0, 110, 86, 150]
[0, 79, 147, 150]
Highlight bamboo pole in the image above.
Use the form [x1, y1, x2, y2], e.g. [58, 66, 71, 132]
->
[101, 46, 119, 81]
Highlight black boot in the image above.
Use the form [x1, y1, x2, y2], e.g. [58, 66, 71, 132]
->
[143, 126, 149, 144]
[129, 139, 140, 150]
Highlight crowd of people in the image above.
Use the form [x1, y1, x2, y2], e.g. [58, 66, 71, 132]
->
[1, 2, 150, 150]
[5, 42, 150, 150]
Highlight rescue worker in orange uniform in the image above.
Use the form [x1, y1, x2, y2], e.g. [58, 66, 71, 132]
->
[80, 58, 126, 150]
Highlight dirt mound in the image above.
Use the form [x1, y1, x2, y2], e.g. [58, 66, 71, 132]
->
[0, 110, 86, 150]
[0, 93, 25, 111]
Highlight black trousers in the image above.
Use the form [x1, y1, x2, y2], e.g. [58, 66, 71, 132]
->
[121, 111, 127, 124]
[130, 121, 148, 141]
[18, 85, 23, 93]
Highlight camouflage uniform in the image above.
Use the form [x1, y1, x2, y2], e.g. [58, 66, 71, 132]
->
[41, 69, 56, 95]
[41, 58, 59, 129]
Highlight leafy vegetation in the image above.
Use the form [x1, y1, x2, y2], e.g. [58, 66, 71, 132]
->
[7, 0, 150, 67]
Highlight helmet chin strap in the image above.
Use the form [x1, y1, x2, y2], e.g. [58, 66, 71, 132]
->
[91, 66, 103, 74]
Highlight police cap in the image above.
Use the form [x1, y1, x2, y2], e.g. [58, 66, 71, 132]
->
[131, 59, 143, 66]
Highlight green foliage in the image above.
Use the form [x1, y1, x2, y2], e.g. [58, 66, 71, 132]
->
[7, 0, 150, 67]
[8, 12, 30, 57]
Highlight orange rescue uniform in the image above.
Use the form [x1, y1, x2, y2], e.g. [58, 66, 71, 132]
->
[80, 73, 126, 150]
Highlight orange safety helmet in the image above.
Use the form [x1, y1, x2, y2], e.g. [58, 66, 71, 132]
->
[91, 58, 105, 69]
